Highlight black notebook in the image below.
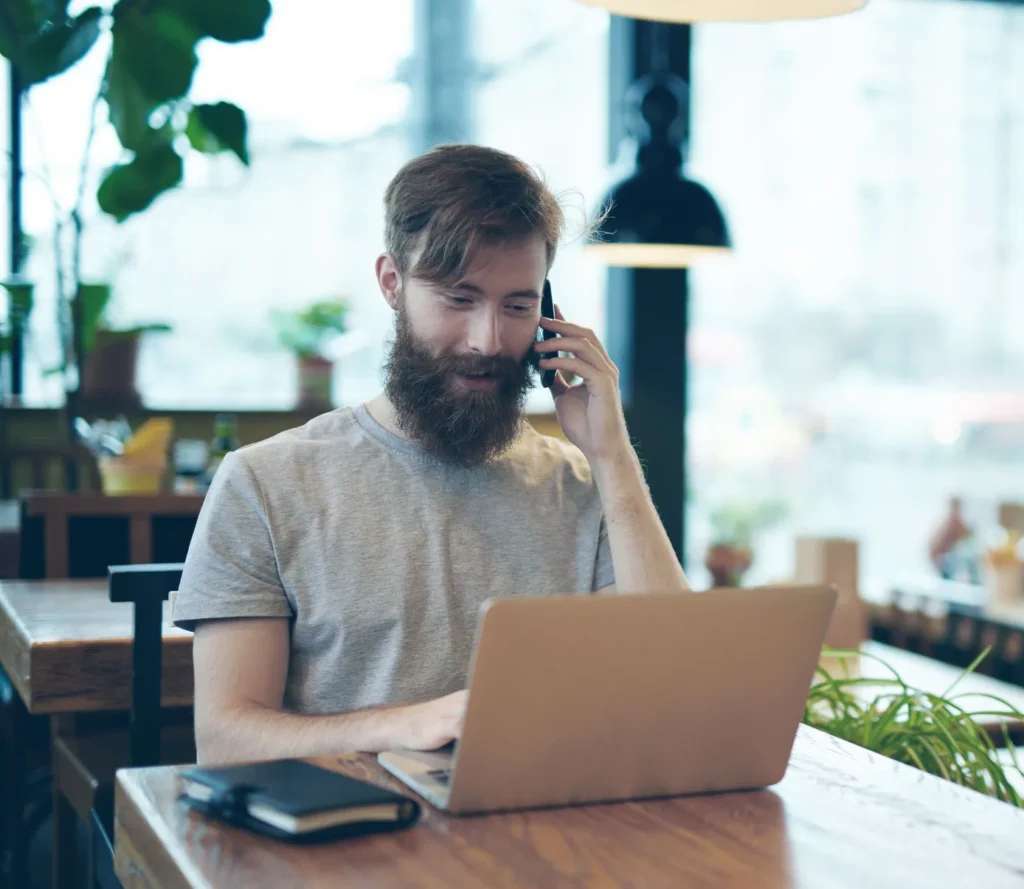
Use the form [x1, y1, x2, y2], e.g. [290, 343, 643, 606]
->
[179, 759, 420, 841]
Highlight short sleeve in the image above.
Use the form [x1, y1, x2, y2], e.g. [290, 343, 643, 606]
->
[591, 515, 616, 591]
[173, 450, 293, 632]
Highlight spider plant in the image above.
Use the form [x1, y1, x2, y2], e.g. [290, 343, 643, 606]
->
[805, 647, 1024, 806]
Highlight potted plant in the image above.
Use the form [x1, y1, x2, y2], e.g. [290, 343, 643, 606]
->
[270, 299, 351, 411]
[806, 647, 1024, 807]
[0, 0, 271, 414]
[704, 498, 788, 587]
[76, 282, 171, 408]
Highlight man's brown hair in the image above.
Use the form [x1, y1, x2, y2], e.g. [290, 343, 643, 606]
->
[384, 144, 565, 287]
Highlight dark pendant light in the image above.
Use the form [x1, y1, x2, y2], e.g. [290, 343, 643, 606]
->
[587, 27, 730, 268]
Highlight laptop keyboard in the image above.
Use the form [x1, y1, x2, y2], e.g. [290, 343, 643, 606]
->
[427, 769, 452, 786]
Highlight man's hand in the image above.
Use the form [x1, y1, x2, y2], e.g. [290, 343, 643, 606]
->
[400, 690, 468, 750]
[535, 307, 690, 596]
[534, 306, 631, 464]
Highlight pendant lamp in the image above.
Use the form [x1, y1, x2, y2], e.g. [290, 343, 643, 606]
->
[574, 0, 867, 23]
[587, 66, 730, 268]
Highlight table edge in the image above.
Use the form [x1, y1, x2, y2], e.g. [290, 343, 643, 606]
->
[0, 590, 33, 708]
[116, 771, 206, 889]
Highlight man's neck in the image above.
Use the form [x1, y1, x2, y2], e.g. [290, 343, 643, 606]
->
[363, 392, 532, 456]
[364, 393, 410, 440]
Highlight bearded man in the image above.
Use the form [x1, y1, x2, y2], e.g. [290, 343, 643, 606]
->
[174, 144, 688, 764]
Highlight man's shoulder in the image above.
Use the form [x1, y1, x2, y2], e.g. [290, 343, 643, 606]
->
[230, 407, 370, 482]
[236, 407, 355, 455]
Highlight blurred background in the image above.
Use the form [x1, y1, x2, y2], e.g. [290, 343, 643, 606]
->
[2, 6, 1024, 884]
[1, 0, 1022, 592]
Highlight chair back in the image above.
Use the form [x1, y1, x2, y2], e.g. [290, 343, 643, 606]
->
[108, 563, 185, 768]
[20, 493, 202, 578]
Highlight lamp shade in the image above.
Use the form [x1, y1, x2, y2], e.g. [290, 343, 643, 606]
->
[589, 173, 730, 267]
[587, 72, 730, 268]
[574, 0, 867, 21]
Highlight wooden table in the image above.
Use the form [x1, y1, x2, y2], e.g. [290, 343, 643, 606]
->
[0, 579, 192, 713]
[114, 726, 1024, 889]
[0, 579, 192, 889]
[2, 585, 1015, 884]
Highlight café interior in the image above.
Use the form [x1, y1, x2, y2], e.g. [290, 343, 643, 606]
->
[1, 0, 1023, 887]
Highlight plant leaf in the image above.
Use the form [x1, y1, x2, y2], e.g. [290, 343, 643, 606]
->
[110, 2, 199, 103]
[96, 139, 183, 222]
[166, 0, 271, 43]
[1, 281, 34, 321]
[118, 323, 171, 336]
[0, 0, 63, 58]
[186, 102, 249, 165]
[14, 5, 103, 85]
[76, 282, 111, 353]
[102, 42, 156, 152]
[940, 645, 991, 699]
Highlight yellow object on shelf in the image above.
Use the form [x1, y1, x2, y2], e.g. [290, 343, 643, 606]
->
[98, 457, 165, 495]
[98, 417, 175, 495]
[983, 529, 1023, 606]
[121, 418, 175, 461]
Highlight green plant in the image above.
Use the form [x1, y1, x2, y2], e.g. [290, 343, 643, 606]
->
[1, 280, 35, 356]
[39, 282, 169, 377]
[708, 498, 789, 548]
[269, 299, 351, 360]
[805, 647, 1024, 806]
[0, 1, 269, 221]
[0, 0, 270, 394]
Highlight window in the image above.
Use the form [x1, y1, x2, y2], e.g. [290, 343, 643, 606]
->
[19, 1, 414, 408]
[1, 58, 11, 396]
[16, 0, 609, 412]
[687, 0, 1024, 589]
[469, 0, 609, 412]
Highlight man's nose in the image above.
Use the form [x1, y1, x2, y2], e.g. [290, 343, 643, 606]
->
[466, 308, 502, 357]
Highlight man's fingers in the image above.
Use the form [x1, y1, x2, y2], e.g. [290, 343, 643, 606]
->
[539, 356, 617, 394]
[540, 313, 611, 361]
[535, 336, 613, 374]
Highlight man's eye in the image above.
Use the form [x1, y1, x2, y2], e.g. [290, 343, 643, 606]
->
[446, 295, 472, 305]
[508, 304, 531, 313]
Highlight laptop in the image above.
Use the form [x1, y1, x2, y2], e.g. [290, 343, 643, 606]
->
[378, 584, 838, 815]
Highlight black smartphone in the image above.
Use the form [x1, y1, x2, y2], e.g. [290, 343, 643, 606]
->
[538, 279, 557, 388]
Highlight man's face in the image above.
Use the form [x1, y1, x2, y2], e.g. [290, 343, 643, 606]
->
[381, 235, 548, 466]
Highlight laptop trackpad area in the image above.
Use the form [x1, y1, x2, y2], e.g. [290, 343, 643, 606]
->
[378, 748, 455, 802]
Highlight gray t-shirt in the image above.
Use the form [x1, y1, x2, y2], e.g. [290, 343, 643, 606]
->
[174, 404, 614, 714]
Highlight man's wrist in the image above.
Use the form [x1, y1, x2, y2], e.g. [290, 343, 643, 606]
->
[383, 700, 422, 749]
[340, 700, 420, 753]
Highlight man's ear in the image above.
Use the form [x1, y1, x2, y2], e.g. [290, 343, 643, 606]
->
[375, 253, 401, 310]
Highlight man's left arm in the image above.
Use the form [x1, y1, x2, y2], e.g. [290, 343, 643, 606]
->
[534, 309, 690, 594]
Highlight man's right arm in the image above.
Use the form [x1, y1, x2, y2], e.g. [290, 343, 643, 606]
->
[193, 617, 466, 764]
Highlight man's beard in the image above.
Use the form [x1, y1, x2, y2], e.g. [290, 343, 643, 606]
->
[383, 302, 541, 467]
